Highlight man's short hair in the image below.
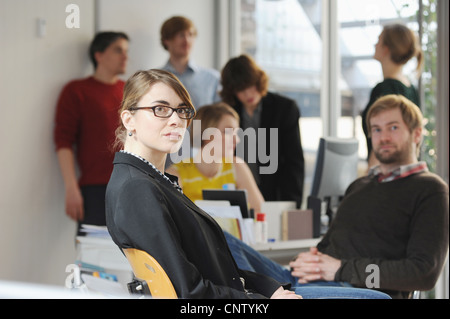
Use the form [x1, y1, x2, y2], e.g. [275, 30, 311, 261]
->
[89, 31, 129, 69]
[160, 16, 197, 50]
[366, 94, 423, 137]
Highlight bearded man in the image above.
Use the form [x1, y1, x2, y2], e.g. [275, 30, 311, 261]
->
[289, 94, 449, 299]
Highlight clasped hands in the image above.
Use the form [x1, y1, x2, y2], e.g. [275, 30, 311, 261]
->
[289, 247, 341, 283]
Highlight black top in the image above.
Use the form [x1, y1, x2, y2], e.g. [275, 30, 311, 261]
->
[106, 152, 284, 299]
[361, 79, 420, 158]
[232, 92, 305, 208]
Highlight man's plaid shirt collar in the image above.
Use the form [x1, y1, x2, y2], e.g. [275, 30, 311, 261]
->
[368, 161, 428, 183]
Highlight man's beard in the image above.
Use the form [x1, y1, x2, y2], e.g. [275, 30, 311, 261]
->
[374, 140, 412, 164]
[375, 147, 403, 164]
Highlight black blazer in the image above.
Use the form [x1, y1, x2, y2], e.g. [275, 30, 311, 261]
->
[106, 152, 283, 299]
[232, 92, 305, 207]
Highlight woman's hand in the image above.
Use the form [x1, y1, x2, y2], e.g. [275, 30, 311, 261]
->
[270, 286, 302, 299]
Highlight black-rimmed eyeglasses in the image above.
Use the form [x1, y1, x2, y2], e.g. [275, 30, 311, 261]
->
[129, 106, 195, 119]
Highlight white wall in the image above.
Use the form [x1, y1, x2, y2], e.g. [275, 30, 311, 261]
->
[0, 0, 94, 285]
[0, 0, 216, 287]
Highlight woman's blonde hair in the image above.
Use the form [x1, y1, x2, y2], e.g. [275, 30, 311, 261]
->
[191, 102, 239, 147]
[114, 69, 195, 150]
[381, 23, 423, 76]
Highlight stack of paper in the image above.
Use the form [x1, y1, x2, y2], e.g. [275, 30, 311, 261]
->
[79, 225, 111, 238]
[196, 200, 252, 245]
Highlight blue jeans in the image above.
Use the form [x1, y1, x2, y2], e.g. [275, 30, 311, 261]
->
[293, 286, 389, 299]
[223, 231, 390, 299]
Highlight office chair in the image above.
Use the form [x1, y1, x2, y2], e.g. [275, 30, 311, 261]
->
[123, 248, 177, 299]
[308, 137, 359, 237]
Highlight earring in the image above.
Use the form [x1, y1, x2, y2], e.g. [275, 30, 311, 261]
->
[128, 131, 133, 137]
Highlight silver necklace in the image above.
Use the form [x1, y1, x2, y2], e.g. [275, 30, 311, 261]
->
[120, 150, 183, 193]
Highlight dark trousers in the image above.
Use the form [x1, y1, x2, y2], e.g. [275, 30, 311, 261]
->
[77, 185, 107, 235]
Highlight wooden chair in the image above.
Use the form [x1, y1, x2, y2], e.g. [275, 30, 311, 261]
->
[123, 248, 177, 299]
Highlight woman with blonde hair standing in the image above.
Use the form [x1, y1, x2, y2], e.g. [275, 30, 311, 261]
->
[362, 23, 423, 168]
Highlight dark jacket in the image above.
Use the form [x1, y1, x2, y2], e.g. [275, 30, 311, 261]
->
[106, 152, 283, 299]
[232, 92, 305, 207]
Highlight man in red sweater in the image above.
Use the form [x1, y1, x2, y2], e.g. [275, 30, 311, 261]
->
[54, 32, 129, 234]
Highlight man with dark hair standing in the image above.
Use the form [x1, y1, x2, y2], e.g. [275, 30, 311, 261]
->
[54, 32, 129, 234]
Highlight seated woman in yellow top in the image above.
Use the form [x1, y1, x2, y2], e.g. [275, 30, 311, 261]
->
[167, 102, 264, 213]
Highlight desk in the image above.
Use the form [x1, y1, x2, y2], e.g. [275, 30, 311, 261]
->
[76, 236, 131, 271]
[252, 238, 321, 265]
[76, 236, 133, 287]
[76, 236, 320, 270]
[76, 235, 320, 282]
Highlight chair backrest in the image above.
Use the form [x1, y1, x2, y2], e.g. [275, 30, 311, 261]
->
[123, 248, 177, 299]
[310, 137, 359, 200]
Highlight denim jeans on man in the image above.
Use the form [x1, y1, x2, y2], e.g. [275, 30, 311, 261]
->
[223, 231, 390, 299]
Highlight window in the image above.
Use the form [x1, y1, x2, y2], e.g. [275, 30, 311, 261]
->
[238, 0, 438, 203]
[241, 0, 323, 152]
[240, 0, 434, 161]
[240, 0, 323, 199]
